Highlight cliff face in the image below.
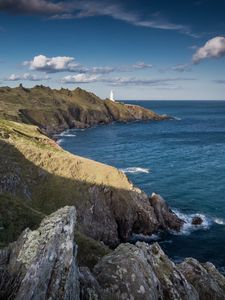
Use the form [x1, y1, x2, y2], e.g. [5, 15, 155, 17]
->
[0, 119, 182, 248]
[1, 206, 225, 300]
[0, 85, 167, 135]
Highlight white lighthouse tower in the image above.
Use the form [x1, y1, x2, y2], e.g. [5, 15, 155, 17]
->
[109, 90, 115, 102]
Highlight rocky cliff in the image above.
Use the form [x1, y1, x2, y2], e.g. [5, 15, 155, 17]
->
[0, 86, 224, 299]
[1, 206, 225, 300]
[0, 85, 167, 136]
[0, 119, 182, 248]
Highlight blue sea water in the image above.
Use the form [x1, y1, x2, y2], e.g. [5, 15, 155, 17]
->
[60, 100, 225, 270]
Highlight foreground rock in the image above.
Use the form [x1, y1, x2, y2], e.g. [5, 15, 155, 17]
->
[0, 206, 79, 300]
[93, 242, 198, 300]
[179, 258, 225, 300]
[92, 242, 225, 300]
[1, 206, 225, 300]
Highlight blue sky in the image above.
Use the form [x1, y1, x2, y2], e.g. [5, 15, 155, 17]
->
[0, 0, 225, 100]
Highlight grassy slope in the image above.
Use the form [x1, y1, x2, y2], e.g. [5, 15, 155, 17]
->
[0, 119, 142, 245]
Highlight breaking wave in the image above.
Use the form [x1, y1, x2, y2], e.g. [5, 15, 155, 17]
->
[57, 138, 64, 145]
[173, 116, 182, 121]
[172, 209, 212, 236]
[120, 167, 150, 174]
[130, 233, 160, 243]
[214, 218, 225, 225]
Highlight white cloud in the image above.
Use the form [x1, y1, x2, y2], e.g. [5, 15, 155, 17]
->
[103, 76, 195, 86]
[132, 62, 153, 69]
[62, 74, 99, 83]
[193, 36, 225, 63]
[5, 73, 50, 81]
[23, 54, 153, 75]
[62, 74, 195, 86]
[171, 64, 191, 72]
[24, 55, 79, 73]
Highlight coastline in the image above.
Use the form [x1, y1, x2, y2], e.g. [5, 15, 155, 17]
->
[1, 88, 225, 299]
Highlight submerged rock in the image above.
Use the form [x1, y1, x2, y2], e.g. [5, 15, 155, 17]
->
[192, 216, 203, 225]
[0, 206, 80, 300]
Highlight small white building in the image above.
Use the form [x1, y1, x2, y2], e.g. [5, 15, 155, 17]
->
[109, 90, 115, 102]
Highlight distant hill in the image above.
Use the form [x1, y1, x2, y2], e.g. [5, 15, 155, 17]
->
[0, 85, 167, 135]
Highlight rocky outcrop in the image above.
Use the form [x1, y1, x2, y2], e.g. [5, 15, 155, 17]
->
[179, 258, 225, 300]
[93, 242, 198, 300]
[0, 85, 168, 135]
[1, 206, 225, 300]
[0, 206, 80, 300]
[150, 193, 184, 231]
[92, 242, 225, 300]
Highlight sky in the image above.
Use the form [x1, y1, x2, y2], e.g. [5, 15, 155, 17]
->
[0, 0, 225, 100]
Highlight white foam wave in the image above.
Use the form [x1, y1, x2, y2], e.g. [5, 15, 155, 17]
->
[59, 130, 76, 137]
[131, 233, 159, 243]
[120, 167, 150, 174]
[62, 133, 76, 137]
[172, 209, 212, 236]
[174, 116, 182, 121]
[57, 138, 64, 145]
[214, 218, 225, 225]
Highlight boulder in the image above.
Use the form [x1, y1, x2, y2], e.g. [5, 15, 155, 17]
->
[0, 206, 80, 300]
[192, 216, 203, 225]
[93, 242, 198, 300]
[179, 258, 225, 300]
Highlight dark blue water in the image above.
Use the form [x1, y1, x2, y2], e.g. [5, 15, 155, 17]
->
[60, 101, 225, 270]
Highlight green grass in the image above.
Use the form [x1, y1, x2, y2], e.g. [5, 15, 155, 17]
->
[0, 194, 44, 247]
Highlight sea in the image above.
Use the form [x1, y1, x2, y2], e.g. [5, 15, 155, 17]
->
[59, 100, 225, 271]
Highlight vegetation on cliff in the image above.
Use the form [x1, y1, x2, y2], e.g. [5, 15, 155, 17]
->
[0, 119, 182, 248]
[0, 85, 167, 135]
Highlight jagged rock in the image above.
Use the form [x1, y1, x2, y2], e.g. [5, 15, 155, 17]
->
[79, 267, 101, 300]
[0, 206, 80, 300]
[150, 192, 184, 231]
[93, 242, 163, 300]
[1, 206, 225, 300]
[191, 216, 203, 225]
[179, 258, 225, 300]
[142, 243, 199, 300]
[93, 242, 198, 300]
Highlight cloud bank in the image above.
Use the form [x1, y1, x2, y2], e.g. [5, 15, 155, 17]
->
[193, 36, 225, 63]
[5, 73, 50, 81]
[62, 74, 195, 86]
[0, 0, 192, 35]
[24, 55, 153, 74]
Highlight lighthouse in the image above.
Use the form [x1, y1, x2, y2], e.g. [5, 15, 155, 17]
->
[109, 90, 115, 102]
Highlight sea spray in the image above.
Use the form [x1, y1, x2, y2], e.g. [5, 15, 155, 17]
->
[120, 167, 150, 174]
